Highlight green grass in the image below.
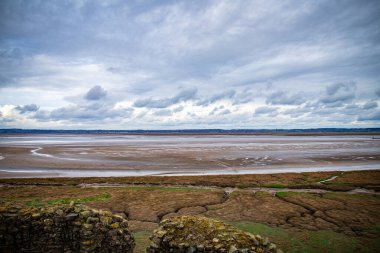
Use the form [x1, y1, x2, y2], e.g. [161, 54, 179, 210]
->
[263, 184, 287, 189]
[25, 199, 44, 207]
[228, 221, 378, 253]
[25, 192, 111, 207]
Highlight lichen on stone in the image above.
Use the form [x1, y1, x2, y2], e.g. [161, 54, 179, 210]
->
[147, 215, 283, 253]
[0, 203, 134, 253]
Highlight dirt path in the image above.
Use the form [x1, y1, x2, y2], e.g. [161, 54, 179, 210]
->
[78, 182, 379, 195]
[1, 181, 378, 195]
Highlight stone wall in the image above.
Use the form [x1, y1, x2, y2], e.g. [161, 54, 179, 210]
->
[0, 204, 134, 253]
[147, 216, 283, 253]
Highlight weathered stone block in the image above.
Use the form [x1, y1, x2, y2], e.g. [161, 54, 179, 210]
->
[147, 215, 281, 253]
[0, 204, 135, 253]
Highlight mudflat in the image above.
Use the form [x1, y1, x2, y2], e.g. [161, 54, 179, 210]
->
[0, 134, 379, 177]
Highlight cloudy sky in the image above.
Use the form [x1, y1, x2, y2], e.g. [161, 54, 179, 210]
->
[0, 0, 379, 129]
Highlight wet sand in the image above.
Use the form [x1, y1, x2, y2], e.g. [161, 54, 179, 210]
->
[0, 134, 379, 178]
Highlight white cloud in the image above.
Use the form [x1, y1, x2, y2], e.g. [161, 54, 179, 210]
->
[0, 0, 379, 129]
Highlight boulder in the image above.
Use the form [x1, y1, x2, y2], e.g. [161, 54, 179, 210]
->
[147, 215, 282, 253]
[0, 204, 134, 253]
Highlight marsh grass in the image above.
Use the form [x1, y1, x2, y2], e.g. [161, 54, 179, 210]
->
[25, 192, 111, 207]
[229, 221, 365, 253]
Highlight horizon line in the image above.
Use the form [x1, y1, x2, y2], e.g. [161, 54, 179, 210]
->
[1, 127, 380, 132]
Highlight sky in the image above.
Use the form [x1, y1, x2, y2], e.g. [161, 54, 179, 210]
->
[0, 0, 379, 130]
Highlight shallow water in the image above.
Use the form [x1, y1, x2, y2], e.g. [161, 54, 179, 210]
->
[0, 134, 379, 177]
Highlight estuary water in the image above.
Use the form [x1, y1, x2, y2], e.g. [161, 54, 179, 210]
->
[0, 134, 379, 177]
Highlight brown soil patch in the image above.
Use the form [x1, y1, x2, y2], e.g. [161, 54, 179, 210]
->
[86, 187, 225, 222]
[204, 190, 380, 237]
[128, 220, 159, 232]
[205, 191, 306, 227]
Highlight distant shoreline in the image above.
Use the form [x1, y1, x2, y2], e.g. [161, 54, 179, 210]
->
[1, 128, 380, 136]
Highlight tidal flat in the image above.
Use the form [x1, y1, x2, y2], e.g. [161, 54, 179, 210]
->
[0, 134, 379, 177]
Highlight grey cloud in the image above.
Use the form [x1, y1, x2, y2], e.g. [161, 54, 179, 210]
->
[283, 107, 310, 118]
[376, 89, 380, 97]
[233, 89, 254, 105]
[0, 48, 23, 59]
[306, 99, 379, 123]
[219, 109, 231, 115]
[319, 82, 356, 106]
[209, 105, 225, 115]
[85, 85, 107, 100]
[209, 107, 231, 116]
[254, 106, 277, 115]
[133, 87, 197, 108]
[357, 111, 380, 121]
[0, 117, 15, 123]
[173, 105, 184, 113]
[309, 107, 336, 116]
[153, 109, 172, 117]
[35, 103, 133, 121]
[0, 74, 13, 86]
[362, 101, 378, 110]
[15, 104, 39, 114]
[344, 103, 360, 110]
[197, 90, 236, 106]
[266, 91, 305, 105]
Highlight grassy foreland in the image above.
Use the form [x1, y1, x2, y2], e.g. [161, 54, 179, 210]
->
[1, 170, 379, 252]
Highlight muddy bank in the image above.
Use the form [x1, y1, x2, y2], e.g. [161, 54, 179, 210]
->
[1, 135, 379, 177]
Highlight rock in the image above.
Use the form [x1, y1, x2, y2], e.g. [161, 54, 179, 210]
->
[268, 243, 276, 250]
[86, 217, 99, 223]
[82, 223, 93, 230]
[31, 213, 41, 219]
[80, 210, 92, 219]
[188, 246, 197, 253]
[65, 213, 78, 220]
[100, 215, 113, 225]
[156, 229, 167, 238]
[150, 242, 159, 249]
[110, 222, 120, 229]
[43, 218, 54, 226]
[82, 240, 93, 246]
[55, 209, 64, 216]
[146, 215, 281, 253]
[228, 245, 238, 253]
[0, 204, 135, 253]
